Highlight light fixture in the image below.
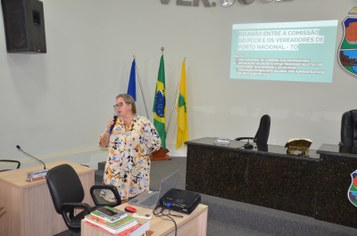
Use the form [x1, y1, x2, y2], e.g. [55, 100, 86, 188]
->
[221, 0, 236, 7]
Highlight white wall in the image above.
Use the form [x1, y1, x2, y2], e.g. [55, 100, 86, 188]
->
[1, 0, 356, 167]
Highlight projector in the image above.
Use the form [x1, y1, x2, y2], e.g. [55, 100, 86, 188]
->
[160, 188, 201, 214]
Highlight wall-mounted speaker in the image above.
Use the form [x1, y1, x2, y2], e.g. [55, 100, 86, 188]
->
[1, 0, 46, 53]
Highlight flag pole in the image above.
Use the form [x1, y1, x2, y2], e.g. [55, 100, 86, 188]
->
[135, 58, 150, 119]
[166, 83, 179, 134]
[166, 60, 182, 134]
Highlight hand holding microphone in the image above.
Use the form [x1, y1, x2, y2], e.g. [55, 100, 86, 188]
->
[99, 111, 117, 148]
[106, 115, 118, 133]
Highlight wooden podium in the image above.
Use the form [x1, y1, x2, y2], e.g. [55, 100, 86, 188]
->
[150, 147, 171, 161]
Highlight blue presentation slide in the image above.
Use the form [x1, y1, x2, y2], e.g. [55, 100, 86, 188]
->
[230, 20, 338, 83]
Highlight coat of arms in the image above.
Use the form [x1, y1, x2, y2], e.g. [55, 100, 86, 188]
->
[338, 17, 357, 76]
[348, 170, 357, 207]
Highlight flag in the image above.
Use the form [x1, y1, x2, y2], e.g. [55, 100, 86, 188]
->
[176, 59, 189, 148]
[153, 55, 166, 149]
[127, 59, 136, 101]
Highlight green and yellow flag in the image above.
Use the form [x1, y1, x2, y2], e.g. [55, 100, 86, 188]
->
[176, 59, 189, 148]
[153, 55, 166, 149]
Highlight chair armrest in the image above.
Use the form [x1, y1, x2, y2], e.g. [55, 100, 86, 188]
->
[0, 159, 21, 171]
[60, 202, 92, 229]
[90, 184, 122, 207]
[235, 137, 254, 141]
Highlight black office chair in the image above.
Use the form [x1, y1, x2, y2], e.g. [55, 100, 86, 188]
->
[46, 164, 121, 233]
[0, 159, 21, 172]
[235, 114, 271, 149]
[340, 110, 357, 147]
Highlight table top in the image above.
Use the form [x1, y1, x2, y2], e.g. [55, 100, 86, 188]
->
[83, 203, 208, 236]
[186, 137, 320, 159]
[317, 143, 357, 158]
[0, 160, 94, 188]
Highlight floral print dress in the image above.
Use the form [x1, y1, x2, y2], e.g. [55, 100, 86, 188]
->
[102, 114, 161, 201]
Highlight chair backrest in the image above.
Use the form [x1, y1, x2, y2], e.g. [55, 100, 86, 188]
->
[253, 114, 271, 146]
[46, 164, 85, 214]
[341, 110, 357, 147]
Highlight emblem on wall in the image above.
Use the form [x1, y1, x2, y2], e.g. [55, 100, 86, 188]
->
[348, 170, 357, 207]
[338, 17, 357, 76]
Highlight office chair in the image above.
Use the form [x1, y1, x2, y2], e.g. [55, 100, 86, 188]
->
[340, 110, 357, 147]
[46, 164, 121, 233]
[0, 159, 21, 172]
[235, 114, 271, 149]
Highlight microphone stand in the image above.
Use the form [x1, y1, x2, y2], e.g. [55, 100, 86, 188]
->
[16, 145, 48, 182]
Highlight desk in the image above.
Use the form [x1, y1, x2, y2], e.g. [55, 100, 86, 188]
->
[185, 137, 319, 217]
[81, 203, 208, 236]
[315, 144, 357, 228]
[185, 138, 357, 229]
[0, 160, 95, 236]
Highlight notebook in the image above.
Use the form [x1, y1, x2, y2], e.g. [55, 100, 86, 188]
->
[128, 170, 180, 209]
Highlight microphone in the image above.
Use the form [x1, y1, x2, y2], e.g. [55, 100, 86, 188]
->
[16, 145, 48, 181]
[16, 145, 46, 169]
[109, 115, 118, 133]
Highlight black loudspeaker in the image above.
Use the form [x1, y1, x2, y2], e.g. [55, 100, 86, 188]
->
[1, 0, 46, 53]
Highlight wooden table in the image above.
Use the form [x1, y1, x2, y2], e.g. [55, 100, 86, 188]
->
[0, 160, 95, 236]
[81, 203, 208, 236]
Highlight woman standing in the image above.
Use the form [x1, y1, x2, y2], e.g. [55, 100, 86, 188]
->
[99, 94, 161, 201]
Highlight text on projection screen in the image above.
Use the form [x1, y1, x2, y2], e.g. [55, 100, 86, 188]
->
[230, 20, 338, 82]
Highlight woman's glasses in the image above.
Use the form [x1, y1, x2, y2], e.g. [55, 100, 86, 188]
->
[113, 102, 129, 109]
